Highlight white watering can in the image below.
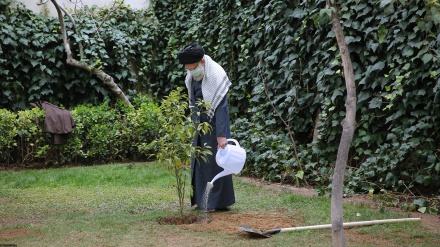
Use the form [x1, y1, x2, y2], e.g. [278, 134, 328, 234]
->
[208, 139, 246, 187]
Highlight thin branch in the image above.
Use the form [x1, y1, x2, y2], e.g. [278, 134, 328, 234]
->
[50, 0, 132, 106]
[38, 0, 84, 58]
[58, 4, 85, 59]
[93, 0, 125, 36]
[37, 0, 49, 5]
[258, 60, 308, 186]
[402, 182, 416, 197]
[286, 61, 300, 123]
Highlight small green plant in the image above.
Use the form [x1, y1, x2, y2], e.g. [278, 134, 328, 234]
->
[147, 87, 211, 216]
[0, 109, 17, 164]
[15, 108, 46, 165]
[371, 189, 440, 215]
[71, 103, 122, 162]
[131, 95, 162, 155]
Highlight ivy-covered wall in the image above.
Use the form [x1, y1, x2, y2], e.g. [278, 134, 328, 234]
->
[153, 0, 439, 196]
[155, 0, 440, 197]
[0, 0, 439, 198]
[0, 0, 161, 110]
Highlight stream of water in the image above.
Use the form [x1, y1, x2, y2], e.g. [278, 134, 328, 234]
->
[200, 182, 214, 222]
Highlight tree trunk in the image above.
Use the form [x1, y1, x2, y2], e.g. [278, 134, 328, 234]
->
[50, 0, 132, 106]
[327, 2, 357, 247]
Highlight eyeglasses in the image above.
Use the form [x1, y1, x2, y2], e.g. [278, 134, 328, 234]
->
[185, 62, 200, 71]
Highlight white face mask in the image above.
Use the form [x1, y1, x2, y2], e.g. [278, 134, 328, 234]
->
[190, 64, 204, 81]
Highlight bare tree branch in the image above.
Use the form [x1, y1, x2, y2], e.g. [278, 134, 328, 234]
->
[48, 0, 132, 106]
[37, 0, 49, 5]
[55, 3, 85, 59]
[93, 0, 125, 36]
[258, 60, 308, 186]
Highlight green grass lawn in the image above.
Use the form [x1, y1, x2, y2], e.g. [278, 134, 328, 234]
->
[0, 162, 438, 247]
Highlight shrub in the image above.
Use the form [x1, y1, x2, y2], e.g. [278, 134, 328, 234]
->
[0, 109, 17, 164]
[15, 107, 46, 165]
[131, 94, 162, 157]
[70, 103, 120, 163]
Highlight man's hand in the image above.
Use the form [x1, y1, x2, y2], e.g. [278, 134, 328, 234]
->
[217, 136, 227, 149]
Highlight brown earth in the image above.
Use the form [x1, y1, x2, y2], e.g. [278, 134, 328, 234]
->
[237, 176, 440, 235]
[0, 229, 39, 240]
[156, 176, 438, 243]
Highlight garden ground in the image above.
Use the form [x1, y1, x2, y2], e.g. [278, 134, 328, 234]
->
[0, 163, 439, 246]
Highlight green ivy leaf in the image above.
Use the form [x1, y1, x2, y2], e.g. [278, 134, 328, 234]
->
[421, 53, 433, 64]
[331, 89, 343, 102]
[41, 88, 53, 95]
[369, 97, 382, 109]
[402, 47, 414, 57]
[371, 61, 385, 72]
[3, 90, 12, 96]
[379, 0, 392, 8]
[386, 133, 396, 140]
[361, 136, 371, 142]
[289, 8, 305, 19]
[357, 91, 372, 103]
[295, 170, 304, 179]
[417, 207, 427, 213]
[30, 59, 39, 67]
[19, 37, 29, 46]
[319, 8, 332, 18]
[11, 60, 20, 69]
[3, 37, 13, 45]
[413, 198, 427, 207]
[417, 89, 426, 96]
[378, 25, 388, 44]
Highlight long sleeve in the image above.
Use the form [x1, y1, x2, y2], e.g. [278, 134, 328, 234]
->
[214, 94, 230, 137]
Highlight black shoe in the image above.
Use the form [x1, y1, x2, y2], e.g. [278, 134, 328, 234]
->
[214, 207, 230, 212]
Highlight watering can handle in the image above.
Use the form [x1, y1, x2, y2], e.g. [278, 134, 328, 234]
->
[227, 138, 240, 147]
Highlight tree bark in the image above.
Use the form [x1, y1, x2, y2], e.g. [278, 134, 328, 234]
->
[50, 0, 132, 106]
[327, 2, 357, 247]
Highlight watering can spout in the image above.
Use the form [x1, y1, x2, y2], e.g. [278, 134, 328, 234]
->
[209, 170, 232, 185]
[210, 139, 246, 186]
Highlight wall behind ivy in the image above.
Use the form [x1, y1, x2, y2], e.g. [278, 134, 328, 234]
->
[0, 0, 439, 196]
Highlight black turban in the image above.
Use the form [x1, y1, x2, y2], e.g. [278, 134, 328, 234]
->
[177, 43, 205, 64]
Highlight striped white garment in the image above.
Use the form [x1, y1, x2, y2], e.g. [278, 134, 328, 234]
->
[185, 55, 231, 121]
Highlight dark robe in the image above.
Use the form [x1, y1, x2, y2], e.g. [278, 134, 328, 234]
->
[190, 78, 235, 209]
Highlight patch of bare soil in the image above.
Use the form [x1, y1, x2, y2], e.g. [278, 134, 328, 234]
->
[163, 176, 438, 247]
[0, 229, 39, 240]
[160, 211, 439, 246]
[158, 210, 301, 237]
[181, 212, 299, 236]
[238, 176, 439, 235]
[158, 215, 201, 225]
